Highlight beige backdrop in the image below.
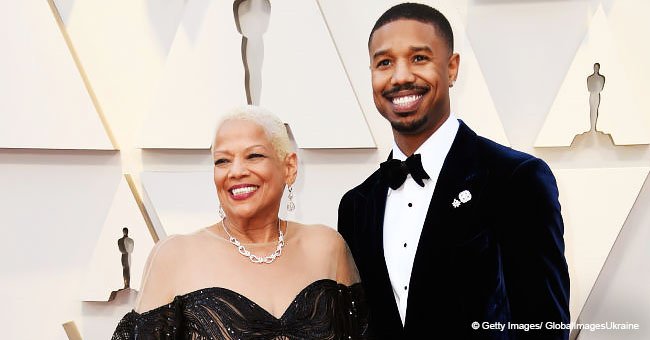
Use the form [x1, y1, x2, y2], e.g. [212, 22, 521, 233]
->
[1, 0, 649, 339]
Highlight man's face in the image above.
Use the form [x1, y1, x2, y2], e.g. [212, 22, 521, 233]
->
[369, 19, 458, 136]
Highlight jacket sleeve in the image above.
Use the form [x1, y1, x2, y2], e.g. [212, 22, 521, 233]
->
[337, 191, 357, 256]
[499, 157, 570, 339]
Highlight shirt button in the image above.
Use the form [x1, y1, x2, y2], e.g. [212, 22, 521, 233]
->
[403, 243, 407, 248]
[404, 286, 408, 291]
[408, 202, 413, 207]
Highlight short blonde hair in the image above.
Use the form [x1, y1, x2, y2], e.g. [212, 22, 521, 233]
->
[211, 105, 293, 159]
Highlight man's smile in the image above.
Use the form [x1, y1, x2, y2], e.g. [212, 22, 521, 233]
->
[390, 93, 424, 113]
[382, 84, 430, 114]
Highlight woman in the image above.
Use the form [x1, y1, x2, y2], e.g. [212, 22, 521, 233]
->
[112, 106, 368, 339]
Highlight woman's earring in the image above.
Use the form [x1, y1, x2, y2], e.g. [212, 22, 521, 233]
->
[286, 185, 295, 212]
[218, 205, 226, 219]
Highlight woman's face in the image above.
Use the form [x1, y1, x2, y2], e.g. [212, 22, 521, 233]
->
[212, 119, 296, 221]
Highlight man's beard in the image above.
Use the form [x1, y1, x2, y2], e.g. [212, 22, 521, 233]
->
[389, 114, 429, 135]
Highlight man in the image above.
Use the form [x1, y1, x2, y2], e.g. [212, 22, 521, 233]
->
[337, 3, 570, 339]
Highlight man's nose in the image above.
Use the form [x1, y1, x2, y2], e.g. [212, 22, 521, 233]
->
[391, 60, 415, 85]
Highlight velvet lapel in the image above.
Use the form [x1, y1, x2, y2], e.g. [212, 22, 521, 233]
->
[404, 121, 487, 328]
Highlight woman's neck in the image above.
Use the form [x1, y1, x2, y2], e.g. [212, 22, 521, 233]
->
[224, 216, 280, 244]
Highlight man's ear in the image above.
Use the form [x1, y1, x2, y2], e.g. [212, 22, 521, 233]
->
[448, 52, 460, 85]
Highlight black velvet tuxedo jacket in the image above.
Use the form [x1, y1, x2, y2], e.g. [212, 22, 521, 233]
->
[338, 121, 570, 339]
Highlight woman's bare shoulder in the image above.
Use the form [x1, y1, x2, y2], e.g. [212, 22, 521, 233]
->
[288, 221, 345, 248]
[134, 227, 215, 313]
[147, 225, 215, 263]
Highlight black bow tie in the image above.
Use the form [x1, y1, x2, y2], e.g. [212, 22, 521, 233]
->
[379, 153, 430, 190]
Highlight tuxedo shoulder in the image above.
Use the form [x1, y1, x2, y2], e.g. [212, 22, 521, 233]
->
[475, 135, 549, 174]
[341, 168, 382, 199]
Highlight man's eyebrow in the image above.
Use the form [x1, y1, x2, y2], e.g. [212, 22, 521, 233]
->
[410, 45, 433, 53]
[372, 45, 433, 59]
[372, 49, 389, 59]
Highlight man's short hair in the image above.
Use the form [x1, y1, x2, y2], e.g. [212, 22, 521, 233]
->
[368, 2, 454, 53]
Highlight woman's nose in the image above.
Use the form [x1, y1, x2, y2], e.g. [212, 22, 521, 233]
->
[228, 158, 249, 178]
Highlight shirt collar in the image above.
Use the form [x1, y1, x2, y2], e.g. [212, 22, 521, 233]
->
[391, 113, 460, 177]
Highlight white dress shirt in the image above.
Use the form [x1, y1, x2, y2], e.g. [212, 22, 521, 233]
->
[383, 114, 459, 326]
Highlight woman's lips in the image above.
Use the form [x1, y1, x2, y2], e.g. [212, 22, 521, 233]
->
[229, 185, 259, 200]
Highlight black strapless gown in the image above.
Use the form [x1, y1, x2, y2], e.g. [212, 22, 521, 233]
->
[111, 279, 368, 340]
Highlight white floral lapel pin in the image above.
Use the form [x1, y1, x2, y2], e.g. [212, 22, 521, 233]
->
[452, 190, 472, 208]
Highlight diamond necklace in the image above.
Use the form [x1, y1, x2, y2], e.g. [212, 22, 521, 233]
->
[221, 218, 285, 264]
